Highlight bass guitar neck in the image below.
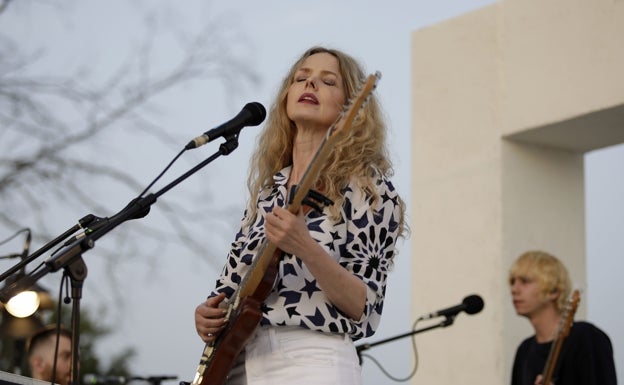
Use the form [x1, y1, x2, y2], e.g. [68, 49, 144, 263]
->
[540, 289, 580, 384]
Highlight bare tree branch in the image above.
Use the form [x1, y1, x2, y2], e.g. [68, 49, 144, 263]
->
[0, 2, 258, 272]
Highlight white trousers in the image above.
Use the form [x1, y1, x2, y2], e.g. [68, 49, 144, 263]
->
[225, 325, 362, 385]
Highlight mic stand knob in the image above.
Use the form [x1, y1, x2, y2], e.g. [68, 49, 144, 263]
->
[442, 315, 456, 327]
[219, 134, 239, 155]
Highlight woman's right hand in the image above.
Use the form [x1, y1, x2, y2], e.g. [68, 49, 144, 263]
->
[195, 292, 228, 343]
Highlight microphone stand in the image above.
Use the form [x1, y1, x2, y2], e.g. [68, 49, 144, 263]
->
[355, 316, 455, 365]
[0, 217, 94, 283]
[0, 134, 241, 385]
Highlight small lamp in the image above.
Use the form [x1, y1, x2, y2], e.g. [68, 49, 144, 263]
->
[1, 228, 54, 319]
[5, 290, 40, 318]
[1, 277, 54, 318]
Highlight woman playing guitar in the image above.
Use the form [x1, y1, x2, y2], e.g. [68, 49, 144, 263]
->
[192, 46, 407, 385]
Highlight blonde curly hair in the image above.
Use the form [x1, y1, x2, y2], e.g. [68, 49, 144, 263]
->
[246, 46, 406, 237]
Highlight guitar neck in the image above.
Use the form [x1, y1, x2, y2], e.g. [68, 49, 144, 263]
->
[541, 332, 565, 381]
[541, 289, 580, 383]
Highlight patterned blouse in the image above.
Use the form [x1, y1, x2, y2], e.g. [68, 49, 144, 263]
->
[211, 166, 402, 340]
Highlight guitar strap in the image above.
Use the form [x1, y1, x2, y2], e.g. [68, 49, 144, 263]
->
[288, 185, 334, 214]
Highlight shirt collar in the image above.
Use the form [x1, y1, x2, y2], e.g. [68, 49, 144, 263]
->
[273, 165, 292, 186]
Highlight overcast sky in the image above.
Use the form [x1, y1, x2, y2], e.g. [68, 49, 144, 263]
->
[2, 1, 622, 383]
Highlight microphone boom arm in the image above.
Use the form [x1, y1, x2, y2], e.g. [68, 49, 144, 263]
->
[355, 316, 455, 357]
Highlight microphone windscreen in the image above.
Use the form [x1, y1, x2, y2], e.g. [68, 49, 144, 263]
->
[463, 294, 484, 315]
[244, 102, 267, 126]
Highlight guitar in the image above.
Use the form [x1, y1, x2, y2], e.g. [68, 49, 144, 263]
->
[186, 71, 382, 385]
[540, 289, 580, 384]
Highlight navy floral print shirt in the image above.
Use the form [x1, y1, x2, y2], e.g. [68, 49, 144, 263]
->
[211, 166, 402, 340]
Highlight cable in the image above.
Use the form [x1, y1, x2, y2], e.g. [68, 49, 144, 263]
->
[137, 148, 186, 198]
[359, 318, 422, 382]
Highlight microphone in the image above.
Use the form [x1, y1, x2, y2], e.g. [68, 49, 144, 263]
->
[83, 374, 126, 385]
[419, 294, 484, 320]
[185, 102, 266, 149]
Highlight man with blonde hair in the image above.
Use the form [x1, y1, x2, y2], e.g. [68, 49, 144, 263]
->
[508, 250, 616, 385]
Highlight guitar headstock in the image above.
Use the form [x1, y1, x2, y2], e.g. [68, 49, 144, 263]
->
[327, 71, 382, 140]
[559, 289, 580, 338]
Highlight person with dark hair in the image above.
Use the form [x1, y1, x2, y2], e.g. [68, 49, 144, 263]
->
[509, 250, 617, 385]
[193, 46, 407, 384]
[27, 325, 72, 385]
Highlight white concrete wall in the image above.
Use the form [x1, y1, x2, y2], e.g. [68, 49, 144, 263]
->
[501, 0, 624, 137]
[411, 5, 505, 383]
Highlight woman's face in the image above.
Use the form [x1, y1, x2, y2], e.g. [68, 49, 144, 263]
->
[286, 52, 346, 130]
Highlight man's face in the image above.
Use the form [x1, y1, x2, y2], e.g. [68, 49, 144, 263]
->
[39, 335, 72, 385]
[509, 274, 551, 318]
